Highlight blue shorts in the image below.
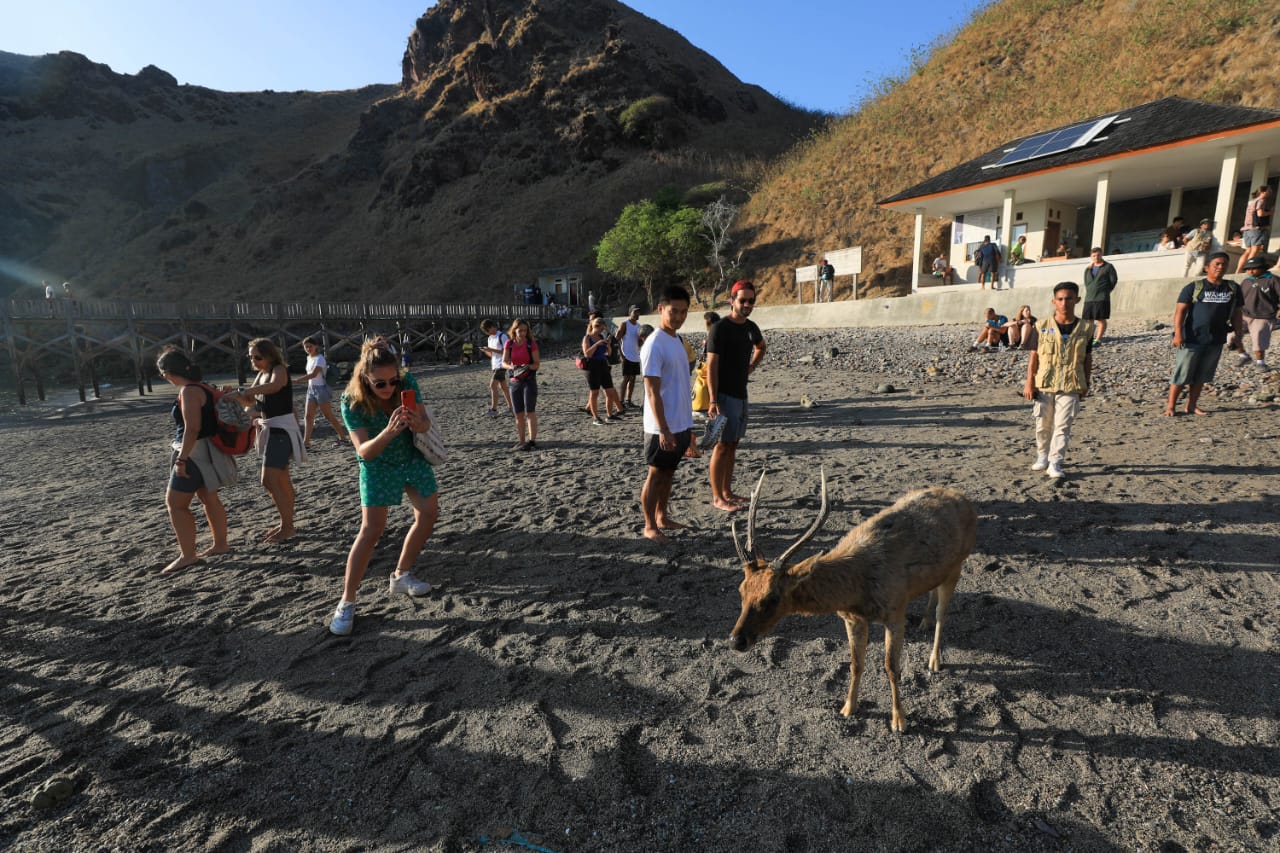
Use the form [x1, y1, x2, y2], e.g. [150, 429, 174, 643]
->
[263, 429, 293, 469]
[306, 384, 333, 405]
[168, 451, 206, 493]
[1243, 228, 1268, 248]
[717, 394, 748, 443]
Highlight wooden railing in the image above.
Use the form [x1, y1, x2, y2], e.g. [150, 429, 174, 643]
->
[3, 298, 562, 322]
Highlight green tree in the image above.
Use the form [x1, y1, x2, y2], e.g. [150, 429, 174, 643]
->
[595, 200, 670, 304]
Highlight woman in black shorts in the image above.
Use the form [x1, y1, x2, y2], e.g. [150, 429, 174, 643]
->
[157, 346, 238, 574]
[582, 318, 623, 425]
[231, 338, 304, 542]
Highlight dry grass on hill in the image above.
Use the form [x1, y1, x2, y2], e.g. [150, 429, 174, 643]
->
[735, 0, 1280, 304]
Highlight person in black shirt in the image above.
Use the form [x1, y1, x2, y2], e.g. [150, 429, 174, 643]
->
[706, 280, 767, 511]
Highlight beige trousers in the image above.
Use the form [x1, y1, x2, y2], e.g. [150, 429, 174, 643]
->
[1033, 391, 1081, 464]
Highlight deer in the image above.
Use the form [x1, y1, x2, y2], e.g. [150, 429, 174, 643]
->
[728, 469, 977, 733]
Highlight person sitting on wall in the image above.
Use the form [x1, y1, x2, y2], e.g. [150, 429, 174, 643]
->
[1055, 242, 1072, 258]
[970, 307, 1010, 352]
[1155, 228, 1181, 251]
[931, 255, 955, 284]
[1009, 235, 1032, 265]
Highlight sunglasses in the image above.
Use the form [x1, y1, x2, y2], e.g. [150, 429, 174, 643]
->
[367, 376, 402, 390]
[736, 298, 756, 305]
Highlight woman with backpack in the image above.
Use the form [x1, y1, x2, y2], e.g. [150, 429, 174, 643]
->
[230, 338, 304, 543]
[292, 336, 350, 449]
[502, 318, 541, 450]
[327, 341, 438, 635]
[156, 346, 238, 574]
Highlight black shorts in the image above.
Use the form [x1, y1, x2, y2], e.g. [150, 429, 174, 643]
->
[586, 360, 614, 390]
[1081, 300, 1111, 321]
[263, 429, 293, 469]
[622, 358, 641, 377]
[168, 451, 206, 493]
[491, 368, 505, 384]
[644, 429, 692, 471]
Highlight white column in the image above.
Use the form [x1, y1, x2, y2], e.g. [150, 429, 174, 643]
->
[1251, 158, 1271, 193]
[1213, 145, 1241, 245]
[911, 210, 924, 294]
[1091, 172, 1110, 251]
[1167, 187, 1184, 225]
[1000, 191, 1015, 287]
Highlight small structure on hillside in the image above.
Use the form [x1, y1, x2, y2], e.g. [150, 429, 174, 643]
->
[878, 97, 1280, 291]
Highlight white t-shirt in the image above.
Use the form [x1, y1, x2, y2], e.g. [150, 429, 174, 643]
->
[305, 354, 328, 388]
[619, 319, 641, 362]
[487, 332, 509, 369]
[640, 329, 693, 435]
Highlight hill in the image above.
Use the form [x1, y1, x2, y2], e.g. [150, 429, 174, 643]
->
[733, 0, 1280, 302]
[0, 0, 817, 303]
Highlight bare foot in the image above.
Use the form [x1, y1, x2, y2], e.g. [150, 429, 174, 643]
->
[713, 499, 743, 512]
[264, 529, 295, 543]
[728, 494, 751, 504]
[162, 555, 202, 575]
[1162, 409, 1177, 417]
[643, 528, 671, 542]
[656, 518, 686, 530]
[198, 546, 231, 558]
[262, 525, 282, 540]
[1188, 407, 1209, 415]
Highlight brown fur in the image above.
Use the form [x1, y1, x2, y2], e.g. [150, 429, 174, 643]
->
[730, 486, 977, 733]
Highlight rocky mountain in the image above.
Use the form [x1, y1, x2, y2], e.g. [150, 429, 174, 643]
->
[0, 0, 817, 303]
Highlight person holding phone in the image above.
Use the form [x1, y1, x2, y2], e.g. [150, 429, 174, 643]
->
[501, 318, 541, 450]
[328, 341, 439, 636]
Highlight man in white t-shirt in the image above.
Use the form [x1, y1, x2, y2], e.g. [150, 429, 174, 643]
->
[615, 304, 643, 409]
[478, 319, 513, 416]
[639, 286, 692, 542]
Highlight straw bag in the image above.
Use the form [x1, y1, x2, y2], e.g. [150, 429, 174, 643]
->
[412, 405, 449, 466]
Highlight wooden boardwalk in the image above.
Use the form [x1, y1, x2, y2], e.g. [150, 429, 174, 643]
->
[1, 298, 561, 405]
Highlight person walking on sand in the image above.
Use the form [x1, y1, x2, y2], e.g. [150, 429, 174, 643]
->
[502, 318, 541, 450]
[1237, 255, 1280, 369]
[156, 346, 238, 574]
[616, 305, 644, 409]
[1164, 252, 1245, 417]
[1082, 248, 1118, 342]
[582, 317, 623, 425]
[478, 319, 513, 416]
[1023, 282, 1096, 480]
[228, 338, 305, 542]
[293, 336, 350, 449]
[706, 280, 766, 511]
[639, 286, 693, 542]
[328, 342, 439, 636]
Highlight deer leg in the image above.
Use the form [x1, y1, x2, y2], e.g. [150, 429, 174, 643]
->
[918, 589, 938, 631]
[928, 574, 960, 672]
[884, 614, 907, 733]
[840, 614, 868, 717]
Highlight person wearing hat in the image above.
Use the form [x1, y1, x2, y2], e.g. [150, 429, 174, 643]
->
[1164, 252, 1245, 417]
[1183, 218, 1220, 277]
[615, 304, 644, 409]
[1236, 185, 1273, 273]
[1238, 255, 1280, 369]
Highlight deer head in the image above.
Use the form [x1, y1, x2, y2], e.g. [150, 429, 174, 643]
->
[729, 468, 829, 651]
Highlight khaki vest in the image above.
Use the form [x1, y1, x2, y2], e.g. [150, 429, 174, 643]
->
[1034, 317, 1095, 394]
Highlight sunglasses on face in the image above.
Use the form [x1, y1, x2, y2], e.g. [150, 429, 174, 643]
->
[367, 376, 402, 390]
[736, 298, 756, 305]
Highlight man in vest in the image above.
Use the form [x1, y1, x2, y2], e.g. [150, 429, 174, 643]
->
[1023, 282, 1095, 479]
[1164, 252, 1245, 417]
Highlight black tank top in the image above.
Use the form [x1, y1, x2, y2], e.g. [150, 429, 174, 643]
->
[172, 385, 217, 442]
[259, 366, 293, 417]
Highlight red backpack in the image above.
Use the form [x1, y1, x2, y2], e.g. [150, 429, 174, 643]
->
[200, 384, 255, 456]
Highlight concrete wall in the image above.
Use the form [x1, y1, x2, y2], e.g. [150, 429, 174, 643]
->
[621, 276, 1200, 331]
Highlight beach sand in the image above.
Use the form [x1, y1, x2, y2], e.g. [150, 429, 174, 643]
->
[2, 325, 1277, 851]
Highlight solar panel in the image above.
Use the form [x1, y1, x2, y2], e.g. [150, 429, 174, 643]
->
[987, 115, 1117, 169]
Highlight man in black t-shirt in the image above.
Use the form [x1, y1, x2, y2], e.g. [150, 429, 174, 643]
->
[706, 280, 767, 512]
[1164, 252, 1245, 417]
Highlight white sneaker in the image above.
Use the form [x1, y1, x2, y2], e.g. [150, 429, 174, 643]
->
[388, 571, 432, 596]
[1046, 462, 1065, 479]
[329, 601, 355, 636]
[1030, 455, 1049, 471]
[1256, 360, 1268, 371]
[1238, 353, 1252, 366]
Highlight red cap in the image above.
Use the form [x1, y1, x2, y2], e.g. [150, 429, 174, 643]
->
[731, 279, 754, 294]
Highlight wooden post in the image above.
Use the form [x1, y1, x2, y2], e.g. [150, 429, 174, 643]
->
[2, 308, 25, 405]
[65, 307, 86, 403]
[126, 304, 145, 396]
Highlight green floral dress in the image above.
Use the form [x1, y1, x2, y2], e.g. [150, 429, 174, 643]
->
[340, 372, 438, 507]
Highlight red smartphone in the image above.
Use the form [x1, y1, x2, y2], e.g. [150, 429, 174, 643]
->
[401, 390, 416, 409]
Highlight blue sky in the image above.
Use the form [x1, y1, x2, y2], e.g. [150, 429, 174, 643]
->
[3, 0, 987, 114]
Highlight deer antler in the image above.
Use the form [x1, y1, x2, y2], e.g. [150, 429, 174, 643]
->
[771, 467, 829, 570]
[731, 518, 749, 564]
[744, 469, 767, 561]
